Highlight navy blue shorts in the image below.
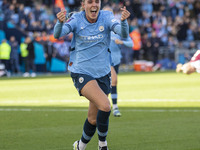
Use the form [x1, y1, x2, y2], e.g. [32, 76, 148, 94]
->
[70, 72, 111, 96]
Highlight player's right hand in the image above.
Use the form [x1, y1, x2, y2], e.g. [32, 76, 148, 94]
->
[120, 6, 130, 21]
[56, 8, 67, 23]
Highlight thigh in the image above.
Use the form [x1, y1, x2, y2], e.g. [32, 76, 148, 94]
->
[70, 72, 94, 96]
[81, 80, 111, 112]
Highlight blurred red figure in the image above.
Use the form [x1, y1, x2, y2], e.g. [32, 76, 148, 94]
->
[176, 50, 200, 74]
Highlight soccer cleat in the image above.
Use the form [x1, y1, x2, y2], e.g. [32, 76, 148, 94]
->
[73, 140, 80, 150]
[23, 72, 30, 77]
[113, 108, 121, 117]
[98, 146, 109, 150]
[31, 72, 36, 77]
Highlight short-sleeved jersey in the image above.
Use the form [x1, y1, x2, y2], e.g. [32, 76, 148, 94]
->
[109, 31, 133, 66]
[190, 50, 200, 73]
[66, 10, 119, 78]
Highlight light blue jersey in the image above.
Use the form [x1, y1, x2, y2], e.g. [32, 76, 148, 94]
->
[110, 31, 133, 66]
[54, 10, 129, 78]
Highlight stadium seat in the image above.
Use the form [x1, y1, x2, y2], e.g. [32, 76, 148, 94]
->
[34, 42, 45, 64]
[51, 58, 67, 72]
[6, 22, 15, 28]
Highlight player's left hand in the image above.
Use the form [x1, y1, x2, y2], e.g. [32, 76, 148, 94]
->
[115, 39, 123, 45]
[120, 6, 130, 21]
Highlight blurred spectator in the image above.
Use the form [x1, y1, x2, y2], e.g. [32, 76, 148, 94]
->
[132, 0, 142, 19]
[18, 4, 26, 25]
[9, 36, 20, 74]
[130, 27, 142, 62]
[3, 4, 15, 22]
[20, 38, 28, 76]
[167, 35, 177, 60]
[0, 39, 11, 76]
[43, 20, 54, 34]
[141, 0, 153, 15]
[43, 35, 56, 73]
[26, 36, 36, 77]
[33, 5, 42, 22]
[176, 16, 188, 42]
[141, 33, 151, 61]
[25, 12, 35, 31]
[1, 0, 9, 13]
[19, 19, 28, 30]
[149, 30, 161, 64]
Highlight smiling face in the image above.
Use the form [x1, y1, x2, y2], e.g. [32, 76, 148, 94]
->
[82, 0, 101, 23]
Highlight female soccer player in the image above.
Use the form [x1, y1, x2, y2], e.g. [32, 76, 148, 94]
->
[110, 32, 133, 117]
[103, 6, 133, 117]
[54, 0, 130, 149]
[176, 50, 200, 74]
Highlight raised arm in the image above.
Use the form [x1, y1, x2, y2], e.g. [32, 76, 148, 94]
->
[54, 9, 72, 39]
[113, 7, 130, 38]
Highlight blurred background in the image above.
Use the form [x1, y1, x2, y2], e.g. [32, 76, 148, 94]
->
[0, 0, 200, 77]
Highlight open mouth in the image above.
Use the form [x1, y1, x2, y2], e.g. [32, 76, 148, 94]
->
[91, 10, 97, 15]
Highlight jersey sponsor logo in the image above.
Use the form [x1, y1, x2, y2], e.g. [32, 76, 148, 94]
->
[99, 26, 104, 32]
[79, 77, 84, 83]
[79, 34, 104, 42]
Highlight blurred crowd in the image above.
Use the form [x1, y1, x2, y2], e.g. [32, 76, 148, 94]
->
[1, 0, 200, 76]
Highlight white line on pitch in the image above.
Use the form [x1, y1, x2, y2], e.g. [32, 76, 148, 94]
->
[1, 99, 200, 104]
[0, 108, 200, 112]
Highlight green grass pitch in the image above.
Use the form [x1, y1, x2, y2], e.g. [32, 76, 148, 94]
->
[0, 71, 200, 150]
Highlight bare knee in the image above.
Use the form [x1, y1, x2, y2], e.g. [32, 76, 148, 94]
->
[99, 102, 111, 112]
[88, 117, 96, 126]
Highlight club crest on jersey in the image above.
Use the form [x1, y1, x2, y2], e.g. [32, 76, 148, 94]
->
[99, 26, 104, 32]
[111, 19, 117, 22]
[79, 77, 84, 83]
